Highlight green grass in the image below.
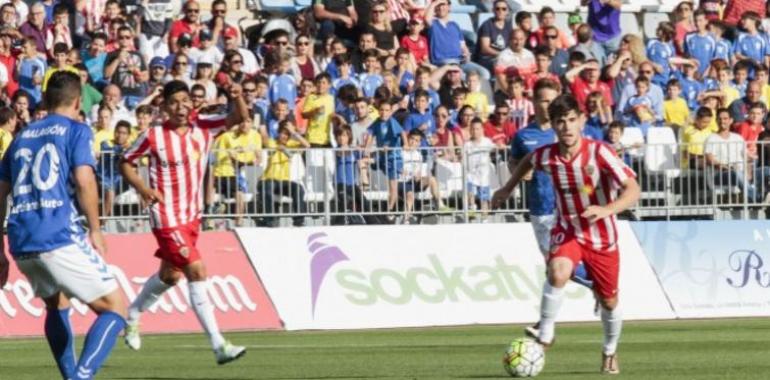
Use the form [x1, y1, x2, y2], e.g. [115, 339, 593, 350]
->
[2, 319, 770, 379]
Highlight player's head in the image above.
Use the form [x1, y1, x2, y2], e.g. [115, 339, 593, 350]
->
[45, 71, 82, 116]
[533, 78, 561, 123]
[162, 80, 192, 127]
[548, 95, 584, 148]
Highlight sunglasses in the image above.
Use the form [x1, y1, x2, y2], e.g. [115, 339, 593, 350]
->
[175, 61, 188, 66]
[244, 87, 257, 93]
[213, 9, 226, 14]
[495, 7, 508, 11]
[119, 35, 132, 40]
[275, 41, 289, 46]
[192, 93, 205, 98]
[186, 8, 200, 13]
[297, 40, 310, 46]
[230, 59, 243, 64]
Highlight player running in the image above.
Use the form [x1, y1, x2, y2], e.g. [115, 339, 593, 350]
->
[0, 71, 127, 380]
[492, 95, 640, 374]
[119, 80, 250, 364]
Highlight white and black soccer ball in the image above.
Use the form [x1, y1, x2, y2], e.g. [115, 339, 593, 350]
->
[502, 338, 545, 377]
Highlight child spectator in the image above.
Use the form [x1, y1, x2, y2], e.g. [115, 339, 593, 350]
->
[17, 37, 45, 106]
[682, 107, 716, 168]
[448, 87, 468, 125]
[0, 106, 16, 159]
[260, 120, 310, 227]
[97, 121, 131, 217]
[334, 126, 368, 217]
[133, 105, 154, 142]
[733, 12, 766, 66]
[732, 61, 751, 98]
[262, 98, 291, 142]
[399, 129, 425, 224]
[463, 70, 489, 122]
[664, 78, 690, 128]
[195, 62, 218, 103]
[359, 49, 384, 99]
[584, 91, 611, 140]
[684, 9, 716, 75]
[671, 59, 705, 111]
[732, 103, 764, 170]
[605, 121, 635, 166]
[76, 63, 102, 116]
[394, 48, 415, 95]
[623, 76, 657, 137]
[42, 42, 77, 91]
[332, 53, 359, 95]
[295, 78, 315, 133]
[302, 72, 335, 147]
[214, 120, 262, 227]
[399, 17, 429, 65]
[409, 66, 441, 112]
[504, 76, 534, 132]
[404, 89, 436, 137]
[253, 75, 271, 120]
[463, 117, 495, 221]
[709, 20, 732, 63]
[366, 99, 407, 220]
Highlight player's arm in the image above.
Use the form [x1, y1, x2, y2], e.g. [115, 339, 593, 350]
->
[119, 160, 161, 204]
[583, 177, 640, 223]
[225, 84, 249, 128]
[73, 165, 107, 256]
[0, 180, 9, 286]
[491, 152, 534, 209]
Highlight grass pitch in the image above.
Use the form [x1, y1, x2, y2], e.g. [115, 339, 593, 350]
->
[2, 318, 770, 379]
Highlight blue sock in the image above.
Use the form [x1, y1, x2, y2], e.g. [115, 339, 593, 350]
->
[45, 308, 76, 379]
[571, 262, 594, 289]
[73, 311, 126, 380]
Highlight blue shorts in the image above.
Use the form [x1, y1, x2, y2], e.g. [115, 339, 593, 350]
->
[467, 182, 491, 201]
[99, 175, 123, 191]
[377, 156, 403, 180]
[398, 180, 417, 194]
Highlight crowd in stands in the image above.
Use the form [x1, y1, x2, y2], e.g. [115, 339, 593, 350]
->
[0, 0, 768, 226]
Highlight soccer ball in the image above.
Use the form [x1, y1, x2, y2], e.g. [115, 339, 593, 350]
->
[502, 338, 545, 377]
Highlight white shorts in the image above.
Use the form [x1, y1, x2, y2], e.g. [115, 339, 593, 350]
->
[15, 243, 118, 303]
[530, 214, 556, 256]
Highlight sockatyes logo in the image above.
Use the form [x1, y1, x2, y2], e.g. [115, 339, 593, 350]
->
[309, 232, 349, 316]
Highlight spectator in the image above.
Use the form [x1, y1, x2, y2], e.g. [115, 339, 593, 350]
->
[585, 91, 612, 138]
[682, 106, 715, 168]
[165, 53, 194, 87]
[0, 106, 16, 159]
[169, 0, 202, 53]
[424, 0, 489, 79]
[494, 29, 535, 85]
[464, 71, 489, 121]
[290, 34, 320, 83]
[502, 76, 534, 132]
[393, 48, 415, 95]
[260, 120, 309, 227]
[566, 59, 613, 114]
[705, 108, 756, 201]
[366, 99, 406, 219]
[534, 7, 574, 50]
[333, 125, 368, 219]
[92, 104, 113, 154]
[193, 62, 217, 103]
[734, 12, 768, 67]
[105, 26, 148, 110]
[646, 21, 675, 89]
[732, 103, 764, 168]
[663, 79, 689, 128]
[366, 1, 399, 60]
[358, 49, 384, 99]
[616, 61, 664, 122]
[349, 97, 374, 147]
[729, 81, 767, 123]
[483, 102, 516, 149]
[224, 28, 259, 76]
[189, 30, 224, 72]
[214, 120, 262, 227]
[685, 9, 716, 76]
[722, 0, 765, 30]
[82, 33, 108, 89]
[583, 0, 622, 55]
[97, 120, 132, 217]
[302, 72, 335, 147]
[464, 117, 495, 220]
[525, 47, 560, 94]
[404, 89, 435, 138]
[314, 0, 358, 43]
[208, 0, 240, 51]
[4, 0, 26, 27]
[91, 84, 135, 128]
[400, 17, 429, 66]
[709, 20, 732, 63]
[475, 0, 513, 74]
[17, 36, 46, 106]
[540, 25, 569, 77]
[147, 56, 167, 89]
[77, 64, 102, 115]
[670, 59, 704, 112]
[45, 4, 71, 56]
[215, 50, 248, 88]
[137, 0, 173, 63]
[398, 129, 424, 224]
[132, 105, 154, 140]
[622, 76, 657, 137]
[20, 2, 47, 56]
[514, 10, 537, 50]
[570, 23, 606, 67]
[12, 90, 31, 128]
[605, 121, 632, 163]
[673, 0, 695, 55]
[42, 42, 76, 92]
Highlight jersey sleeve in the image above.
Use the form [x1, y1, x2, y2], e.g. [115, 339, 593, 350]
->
[122, 129, 152, 164]
[529, 147, 543, 171]
[70, 124, 97, 170]
[596, 142, 636, 187]
[195, 113, 229, 136]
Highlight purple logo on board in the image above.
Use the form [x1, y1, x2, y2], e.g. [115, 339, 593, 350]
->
[308, 232, 349, 317]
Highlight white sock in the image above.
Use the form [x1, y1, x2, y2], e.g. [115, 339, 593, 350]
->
[127, 273, 172, 323]
[538, 281, 564, 344]
[188, 280, 226, 349]
[601, 304, 622, 355]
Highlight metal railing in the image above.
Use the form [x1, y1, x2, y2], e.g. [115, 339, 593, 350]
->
[94, 139, 770, 232]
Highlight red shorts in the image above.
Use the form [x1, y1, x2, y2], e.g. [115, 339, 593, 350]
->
[549, 232, 619, 300]
[152, 220, 201, 268]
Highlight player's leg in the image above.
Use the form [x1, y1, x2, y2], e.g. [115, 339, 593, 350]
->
[582, 249, 622, 374]
[536, 256, 574, 346]
[124, 260, 181, 350]
[43, 293, 77, 379]
[74, 289, 127, 380]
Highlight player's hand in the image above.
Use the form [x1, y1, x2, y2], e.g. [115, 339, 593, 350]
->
[581, 205, 612, 223]
[0, 254, 9, 288]
[229, 83, 243, 99]
[491, 188, 511, 210]
[140, 187, 162, 204]
[89, 230, 107, 257]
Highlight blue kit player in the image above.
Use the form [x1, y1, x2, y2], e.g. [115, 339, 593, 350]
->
[0, 71, 126, 379]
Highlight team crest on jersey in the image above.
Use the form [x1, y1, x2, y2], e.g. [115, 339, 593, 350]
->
[581, 184, 595, 195]
[585, 165, 595, 176]
[190, 150, 200, 162]
[179, 246, 190, 258]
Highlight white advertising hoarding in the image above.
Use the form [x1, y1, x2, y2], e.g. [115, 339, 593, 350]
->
[237, 222, 674, 330]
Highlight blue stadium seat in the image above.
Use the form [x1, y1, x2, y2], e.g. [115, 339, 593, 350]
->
[295, 0, 311, 8]
[261, 0, 296, 13]
[476, 12, 493, 30]
[449, 13, 474, 36]
[450, 0, 477, 14]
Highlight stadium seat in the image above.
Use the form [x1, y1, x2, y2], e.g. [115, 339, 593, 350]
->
[435, 158, 463, 199]
[260, 0, 296, 14]
[449, 13, 474, 36]
[619, 13, 640, 37]
[656, 0, 681, 13]
[643, 127, 682, 205]
[476, 12, 493, 30]
[621, 126, 645, 158]
[643, 13, 669, 40]
[295, 0, 311, 8]
[365, 170, 390, 202]
[450, 0, 477, 14]
[303, 149, 336, 204]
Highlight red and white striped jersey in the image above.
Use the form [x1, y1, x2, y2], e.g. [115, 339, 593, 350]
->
[123, 115, 228, 229]
[530, 139, 636, 251]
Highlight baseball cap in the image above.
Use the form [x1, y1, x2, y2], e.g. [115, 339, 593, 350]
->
[200, 29, 213, 41]
[224, 28, 238, 39]
[178, 33, 193, 46]
[150, 56, 166, 68]
[568, 13, 582, 25]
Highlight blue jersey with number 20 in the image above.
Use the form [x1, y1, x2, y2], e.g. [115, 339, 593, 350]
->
[0, 114, 96, 257]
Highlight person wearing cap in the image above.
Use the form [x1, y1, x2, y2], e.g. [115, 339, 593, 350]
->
[189, 28, 224, 72]
[148, 56, 167, 88]
[475, 0, 513, 75]
[583, 0, 621, 56]
[169, 0, 202, 53]
[104, 25, 148, 110]
[567, 13, 582, 43]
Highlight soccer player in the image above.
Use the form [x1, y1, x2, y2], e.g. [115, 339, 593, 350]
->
[0, 71, 127, 380]
[118, 80, 250, 364]
[492, 95, 641, 374]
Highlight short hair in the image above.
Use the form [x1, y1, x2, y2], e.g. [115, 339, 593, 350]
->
[534, 45, 551, 58]
[666, 78, 681, 89]
[354, 97, 368, 105]
[363, 49, 379, 61]
[333, 52, 351, 66]
[413, 89, 429, 101]
[53, 3, 68, 16]
[749, 102, 765, 112]
[212, 0, 227, 8]
[568, 50, 586, 63]
[587, 91, 604, 101]
[0, 107, 15, 125]
[334, 124, 352, 138]
[115, 120, 132, 132]
[734, 60, 752, 73]
[135, 104, 153, 116]
[408, 128, 425, 139]
[533, 78, 561, 99]
[635, 76, 650, 86]
[716, 107, 731, 118]
[470, 116, 484, 125]
[695, 107, 713, 119]
[538, 6, 554, 18]
[277, 119, 294, 135]
[337, 84, 359, 103]
[53, 42, 68, 55]
[451, 87, 469, 97]
[273, 98, 289, 107]
[509, 76, 525, 86]
[254, 75, 269, 86]
[190, 83, 206, 95]
[608, 120, 625, 131]
[162, 80, 189, 101]
[91, 33, 109, 42]
[44, 71, 82, 109]
[315, 72, 332, 83]
[547, 95, 581, 122]
[514, 11, 531, 25]
[693, 8, 707, 18]
[416, 66, 432, 77]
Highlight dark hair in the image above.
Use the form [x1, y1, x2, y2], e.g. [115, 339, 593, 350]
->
[716, 107, 731, 118]
[115, 120, 132, 132]
[470, 116, 484, 125]
[135, 104, 153, 116]
[568, 50, 586, 63]
[748, 102, 765, 111]
[452, 87, 469, 97]
[53, 3, 68, 16]
[337, 84, 358, 103]
[608, 120, 625, 131]
[534, 45, 551, 58]
[277, 119, 294, 135]
[695, 106, 713, 119]
[693, 8, 707, 18]
[190, 83, 206, 95]
[53, 42, 69, 55]
[162, 80, 190, 101]
[315, 72, 332, 83]
[0, 107, 15, 125]
[408, 128, 425, 138]
[413, 89, 429, 101]
[533, 78, 561, 99]
[334, 124, 352, 138]
[635, 76, 650, 86]
[547, 95, 581, 122]
[539, 6, 554, 18]
[666, 78, 681, 89]
[514, 11, 531, 25]
[44, 71, 82, 109]
[212, 0, 227, 8]
[334, 52, 351, 66]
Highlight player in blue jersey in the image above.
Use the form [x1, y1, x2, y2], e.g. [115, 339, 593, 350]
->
[0, 71, 126, 380]
[684, 10, 717, 75]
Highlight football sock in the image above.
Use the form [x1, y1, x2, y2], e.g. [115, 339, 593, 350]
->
[188, 280, 226, 349]
[571, 262, 594, 289]
[127, 273, 172, 323]
[45, 308, 76, 379]
[74, 311, 126, 380]
[538, 281, 564, 344]
[601, 304, 622, 355]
